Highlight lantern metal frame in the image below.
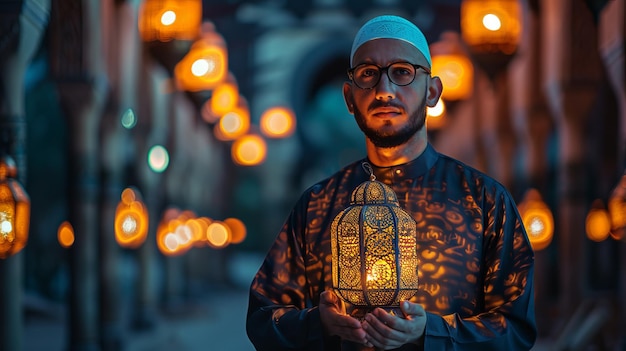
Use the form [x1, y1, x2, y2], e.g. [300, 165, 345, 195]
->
[0, 156, 30, 259]
[331, 163, 419, 314]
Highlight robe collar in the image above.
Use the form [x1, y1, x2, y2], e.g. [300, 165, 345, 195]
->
[365, 143, 439, 185]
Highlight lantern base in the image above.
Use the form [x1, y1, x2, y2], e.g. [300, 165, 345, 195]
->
[349, 305, 402, 321]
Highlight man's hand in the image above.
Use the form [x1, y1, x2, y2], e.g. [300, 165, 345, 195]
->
[361, 300, 427, 350]
[319, 290, 368, 345]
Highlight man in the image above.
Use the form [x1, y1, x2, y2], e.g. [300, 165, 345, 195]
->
[246, 15, 536, 350]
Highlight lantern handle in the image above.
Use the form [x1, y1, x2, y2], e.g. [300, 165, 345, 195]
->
[361, 162, 376, 181]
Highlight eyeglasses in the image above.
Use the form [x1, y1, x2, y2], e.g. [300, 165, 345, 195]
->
[347, 62, 431, 90]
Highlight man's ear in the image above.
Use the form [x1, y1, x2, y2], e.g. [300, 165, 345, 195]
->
[426, 76, 443, 108]
[343, 82, 355, 114]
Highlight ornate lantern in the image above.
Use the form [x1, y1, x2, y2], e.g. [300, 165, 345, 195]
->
[0, 156, 30, 259]
[331, 163, 419, 314]
[138, 0, 202, 42]
[430, 32, 474, 101]
[460, 0, 522, 78]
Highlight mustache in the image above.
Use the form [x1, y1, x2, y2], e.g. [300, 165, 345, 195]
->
[367, 100, 404, 112]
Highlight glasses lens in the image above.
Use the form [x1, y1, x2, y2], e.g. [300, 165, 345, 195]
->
[352, 64, 380, 89]
[388, 63, 416, 86]
[351, 63, 419, 89]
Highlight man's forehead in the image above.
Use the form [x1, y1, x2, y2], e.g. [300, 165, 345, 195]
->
[351, 38, 429, 66]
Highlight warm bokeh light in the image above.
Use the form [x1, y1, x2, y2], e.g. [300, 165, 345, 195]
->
[58, 221, 75, 248]
[482, 13, 502, 31]
[175, 46, 227, 91]
[138, 0, 202, 42]
[206, 221, 231, 248]
[160, 10, 176, 26]
[193, 217, 212, 246]
[174, 23, 228, 92]
[431, 54, 473, 101]
[427, 98, 446, 128]
[155, 209, 239, 253]
[232, 134, 267, 166]
[224, 217, 247, 244]
[210, 81, 239, 117]
[461, 0, 522, 55]
[217, 106, 250, 140]
[518, 189, 554, 251]
[260, 106, 296, 138]
[115, 187, 149, 249]
[185, 218, 204, 243]
[608, 173, 626, 240]
[586, 200, 612, 242]
[157, 219, 188, 256]
[120, 187, 136, 205]
[148, 145, 169, 173]
[0, 156, 30, 259]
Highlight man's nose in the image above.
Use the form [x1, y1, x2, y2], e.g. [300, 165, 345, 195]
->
[375, 72, 396, 101]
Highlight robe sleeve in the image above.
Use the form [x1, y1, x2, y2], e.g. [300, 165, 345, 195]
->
[422, 189, 537, 350]
[246, 193, 333, 351]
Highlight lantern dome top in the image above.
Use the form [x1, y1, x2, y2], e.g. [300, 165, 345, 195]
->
[0, 156, 17, 180]
[350, 162, 400, 206]
[350, 179, 400, 206]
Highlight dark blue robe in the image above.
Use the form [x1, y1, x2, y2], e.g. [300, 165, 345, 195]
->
[247, 143, 536, 350]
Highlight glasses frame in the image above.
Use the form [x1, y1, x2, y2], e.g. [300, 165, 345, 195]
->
[347, 62, 431, 90]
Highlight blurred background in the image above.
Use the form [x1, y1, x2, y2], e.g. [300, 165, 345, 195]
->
[0, 0, 625, 350]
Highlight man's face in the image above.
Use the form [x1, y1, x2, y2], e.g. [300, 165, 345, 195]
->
[343, 39, 436, 149]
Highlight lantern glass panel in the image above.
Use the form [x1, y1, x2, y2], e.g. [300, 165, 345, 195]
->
[332, 174, 419, 309]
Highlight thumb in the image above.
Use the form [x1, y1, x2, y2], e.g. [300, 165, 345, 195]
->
[400, 300, 424, 318]
[321, 290, 338, 304]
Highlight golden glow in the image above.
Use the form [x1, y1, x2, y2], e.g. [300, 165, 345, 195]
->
[224, 217, 246, 244]
[217, 106, 250, 140]
[115, 188, 149, 249]
[210, 82, 239, 117]
[431, 54, 473, 101]
[157, 218, 191, 256]
[608, 173, 626, 240]
[586, 200, 611, 242]
[461, 0, 521, 55]
[232, 134, 267, 166]
[260, 107, 296, 138]
[138, 0, 202, 42]
[331, 178, 419, 308]
[121, 187, 136, 204]
[175, 45, 227, 92]
[0, 157, 30, 259]
[58, 221, 75, 248]
[160, 10, 176, 26]
[482, 13, 502, 31]
[156, 210, 245, 254]
[206, 221, 231, 248]
[518, 189, 553, 251]
[427, 99, 446, 131]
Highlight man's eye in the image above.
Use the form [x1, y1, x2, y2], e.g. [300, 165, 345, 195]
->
[360, 68, 378, 77]
[392, 67, 412, 76]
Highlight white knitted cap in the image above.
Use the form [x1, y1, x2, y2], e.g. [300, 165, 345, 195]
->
[350, 15, 432, 68]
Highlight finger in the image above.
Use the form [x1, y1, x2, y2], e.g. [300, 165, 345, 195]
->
[330, 314, 367, 344]
[363, 310, 404, 348]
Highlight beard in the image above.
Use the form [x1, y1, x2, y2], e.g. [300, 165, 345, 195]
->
[353, 98, 427, 149]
